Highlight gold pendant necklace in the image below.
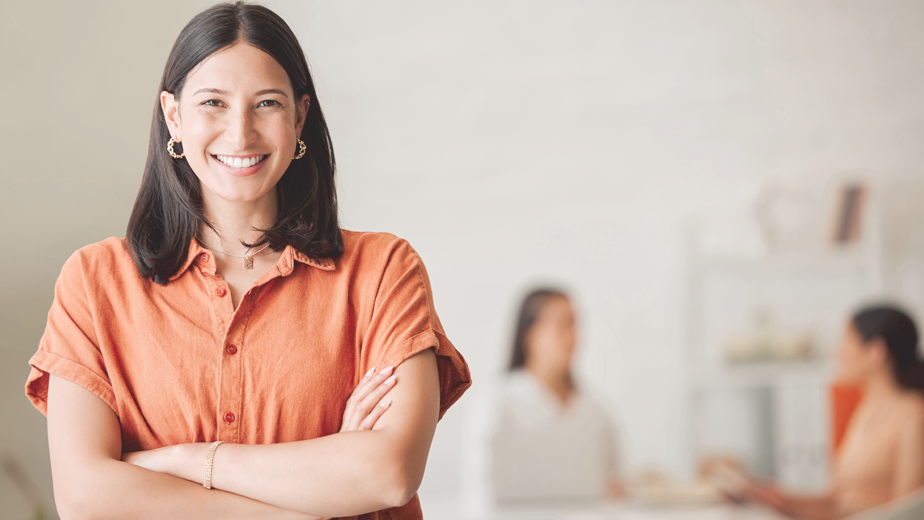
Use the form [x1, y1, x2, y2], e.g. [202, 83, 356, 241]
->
[202, 241, 272, 269]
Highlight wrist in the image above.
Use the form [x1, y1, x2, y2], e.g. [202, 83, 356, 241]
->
[171, 442, 210, 483]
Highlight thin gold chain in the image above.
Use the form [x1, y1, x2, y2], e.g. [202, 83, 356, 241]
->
[202, 241, 272, 259]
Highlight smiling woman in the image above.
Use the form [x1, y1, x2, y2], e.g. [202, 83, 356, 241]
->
[155, 40, 314, 288]
[23, 2, 471, 520]
[127, 2, 339, 287]
[161, 44, 307, 211]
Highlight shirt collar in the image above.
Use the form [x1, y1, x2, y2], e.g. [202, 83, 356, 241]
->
[169, 238, 336, 281]
[278, 246, 336, 276]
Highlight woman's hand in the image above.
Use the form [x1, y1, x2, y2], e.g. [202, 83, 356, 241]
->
[739, 481, 790, 513]
[340, 365, 398, 433]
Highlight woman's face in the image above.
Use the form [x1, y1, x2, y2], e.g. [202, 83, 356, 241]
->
[525, 296, 577, 373]
[160, 42, 310, 208]
[837, 320, 884, 383]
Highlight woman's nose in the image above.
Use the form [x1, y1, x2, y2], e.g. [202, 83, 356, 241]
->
[225, 108, 258, 149]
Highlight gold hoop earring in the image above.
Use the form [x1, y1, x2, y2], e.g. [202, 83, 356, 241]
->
[293, 138, 306, 160]
[167, 137, 185, 159]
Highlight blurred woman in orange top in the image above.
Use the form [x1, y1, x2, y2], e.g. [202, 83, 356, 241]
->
[743, 305, 924, 519]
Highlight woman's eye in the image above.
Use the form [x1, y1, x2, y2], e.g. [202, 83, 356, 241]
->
[258, 100, 281, 108]
[201, 99, 223, 107]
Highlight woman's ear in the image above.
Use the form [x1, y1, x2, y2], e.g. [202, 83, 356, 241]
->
[294, 93, 311, 135]
[867, 337, 891, 368]
[160, 91, 181, 140]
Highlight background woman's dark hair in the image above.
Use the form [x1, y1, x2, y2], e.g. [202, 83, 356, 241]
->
[852, 304, 924, 392]
[509, 288, 569, 371]
[127, 1, 341, 285]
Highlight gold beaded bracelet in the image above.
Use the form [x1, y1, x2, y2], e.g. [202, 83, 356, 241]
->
[203, 440, 224, 489]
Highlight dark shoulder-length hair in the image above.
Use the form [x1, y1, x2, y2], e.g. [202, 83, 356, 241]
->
[127, 1, 342, 285]
[508, 288, 570, 371]
[852, 304, 924, 392]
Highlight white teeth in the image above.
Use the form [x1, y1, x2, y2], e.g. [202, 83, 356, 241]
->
[216, 155, 265, 168]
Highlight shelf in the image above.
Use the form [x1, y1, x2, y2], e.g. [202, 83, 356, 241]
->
[690, 359, 832, 389]
[689, 248, 874, 275]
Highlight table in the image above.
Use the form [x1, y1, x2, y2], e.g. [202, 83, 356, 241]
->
[419, 497, 789, 520]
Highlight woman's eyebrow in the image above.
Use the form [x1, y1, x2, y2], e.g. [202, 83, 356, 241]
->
[193, 87, 228, 96]
[255, 88, 288, 98]
[191, 87, 289, 98]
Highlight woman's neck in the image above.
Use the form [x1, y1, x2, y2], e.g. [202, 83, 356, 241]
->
[199, 191, 278, 253]
[524, 362, 573, 405]
[862, 369, 905, 404]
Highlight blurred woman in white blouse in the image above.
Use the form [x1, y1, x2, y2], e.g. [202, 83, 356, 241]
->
[489, 288, 623, 503]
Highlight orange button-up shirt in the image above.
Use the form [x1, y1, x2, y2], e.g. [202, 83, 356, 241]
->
[25, 230, 471, 519]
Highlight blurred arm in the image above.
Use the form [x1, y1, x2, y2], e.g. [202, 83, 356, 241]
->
[742, 482, 836, 520]
[779, 494, 838, 520]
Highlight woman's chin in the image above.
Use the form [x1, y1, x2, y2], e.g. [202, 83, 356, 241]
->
[202, 186, 277, 206]
[834, 369, 861, 385]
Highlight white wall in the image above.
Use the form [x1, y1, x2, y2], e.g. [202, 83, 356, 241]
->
[3, 1, 924, 517]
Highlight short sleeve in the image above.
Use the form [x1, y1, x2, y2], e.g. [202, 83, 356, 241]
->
[360, 239, 471, 420]
[25, 250, 117, 417]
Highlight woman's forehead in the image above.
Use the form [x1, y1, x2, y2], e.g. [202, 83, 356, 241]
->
[183, 42, 293, 96]
[540, 296, 573, 316]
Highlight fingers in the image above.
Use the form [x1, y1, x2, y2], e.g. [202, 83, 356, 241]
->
[358, 398, 393, 430]
[340, 366, 397, 433]
[354, 374, 397, 430]
[361, 366, 376, 383]
[350, 366, 394, 405]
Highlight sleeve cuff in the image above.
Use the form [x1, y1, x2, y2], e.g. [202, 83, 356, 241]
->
[25, 349, 118, 418]
[377, 329, 472, 421]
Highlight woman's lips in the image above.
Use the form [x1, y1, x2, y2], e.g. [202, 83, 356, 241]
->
[210, 154, 270, 177]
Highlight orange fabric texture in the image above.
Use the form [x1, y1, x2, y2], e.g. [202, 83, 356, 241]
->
[831, 382, 864, 454]
[25, 230, 471, 519]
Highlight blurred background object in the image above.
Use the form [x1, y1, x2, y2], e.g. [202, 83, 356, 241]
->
[723, 307, 816, 363]
[4, 1, 924, 519]
[2, 454, 48, 520]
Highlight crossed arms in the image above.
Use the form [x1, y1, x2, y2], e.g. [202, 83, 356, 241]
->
[47, 348, 440, 520]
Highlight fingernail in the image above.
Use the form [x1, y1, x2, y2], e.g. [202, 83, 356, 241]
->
[379, 366, 394, 376]
[364, 367, 375, 378]
[385, 375, 397, 384]
[380, 399, 392, 408]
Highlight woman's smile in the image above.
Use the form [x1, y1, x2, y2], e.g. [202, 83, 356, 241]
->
[210, 153, 270, 177]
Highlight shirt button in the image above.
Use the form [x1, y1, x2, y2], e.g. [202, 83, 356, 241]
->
[215, 287, 226, 297]
[200, 253, 210, 263]
[224, 412, 235, 423]
[226, 344, 238, 355]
